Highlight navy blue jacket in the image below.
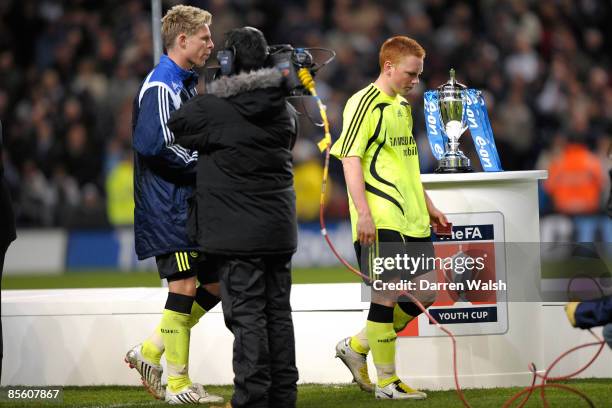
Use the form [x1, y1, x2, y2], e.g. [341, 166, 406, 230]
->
[575, 295, 612, 329]
[132, 55, 200, 259]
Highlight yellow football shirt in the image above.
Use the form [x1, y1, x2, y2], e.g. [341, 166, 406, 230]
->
[330, 83, 430, 241]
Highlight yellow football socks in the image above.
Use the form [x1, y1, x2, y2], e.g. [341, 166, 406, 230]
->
[161, 309, 193, 392]
[141, 301, 207, 367]
[349, 327, 370, 354]
[366, 320, 398, 387]
[188, 300, 207, 329]
[348, 303, 416, 358]
[393, 303, 415, 333]
[142, 324, 164, 365]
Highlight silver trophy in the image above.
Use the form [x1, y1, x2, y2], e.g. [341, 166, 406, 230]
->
[435, 69, 472, 173]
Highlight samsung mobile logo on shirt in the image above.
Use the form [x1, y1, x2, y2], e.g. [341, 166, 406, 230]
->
[390, 136, 415, 146]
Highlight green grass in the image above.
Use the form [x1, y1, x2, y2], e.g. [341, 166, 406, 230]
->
[1, 267, 361, 290]
[0, 380, 610, 407]
[2, 259, 610, 290]
[541, 259, 612, 279]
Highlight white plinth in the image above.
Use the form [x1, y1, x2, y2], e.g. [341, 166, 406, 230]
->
[2, 283, 610, 389]
[1, 285, 368, 387]
[421, 170, 547, 243]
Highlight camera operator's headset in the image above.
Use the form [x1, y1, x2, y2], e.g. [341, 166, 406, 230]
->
[217, 43, 297, 76]
[216, 27, 273, 76]
[216, 45, 237, 76]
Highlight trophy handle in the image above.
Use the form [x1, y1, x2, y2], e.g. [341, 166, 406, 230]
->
[461, 90, 470, 134]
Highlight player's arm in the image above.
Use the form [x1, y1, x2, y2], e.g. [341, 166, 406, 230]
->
[133, 86, 198, 176]
[331, 91, 378, 245]
[342, 157, 376, 245]
[423, 189, 447, 227]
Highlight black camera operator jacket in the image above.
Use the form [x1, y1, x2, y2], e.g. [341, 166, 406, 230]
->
[167, 68, 298, 256]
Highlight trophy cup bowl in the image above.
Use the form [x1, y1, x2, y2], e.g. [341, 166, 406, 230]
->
[435, 69, 472, 173]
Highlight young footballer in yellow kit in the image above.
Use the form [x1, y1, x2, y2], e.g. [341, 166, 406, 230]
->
[332, 36, 447, 400]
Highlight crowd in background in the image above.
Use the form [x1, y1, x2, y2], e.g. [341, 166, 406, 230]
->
[0, 0, 610, 233]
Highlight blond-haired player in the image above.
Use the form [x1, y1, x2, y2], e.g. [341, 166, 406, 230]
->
[125, 5, 222, 404]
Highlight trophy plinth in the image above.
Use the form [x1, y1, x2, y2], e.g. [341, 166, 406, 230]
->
[434, 68, 473, 173]
[436, 151, 472, 173]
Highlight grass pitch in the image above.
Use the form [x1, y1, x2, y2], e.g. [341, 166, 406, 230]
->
[0, 380, 611, 407]
[0, 267, 361, 290]
[2, 261, 611, 290]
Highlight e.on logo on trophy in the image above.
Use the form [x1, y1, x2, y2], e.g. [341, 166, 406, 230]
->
[399, 212, 508, 337]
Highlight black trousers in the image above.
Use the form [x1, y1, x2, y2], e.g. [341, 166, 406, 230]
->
[212, 253, 298, 408]
[1, 242, 9, 380]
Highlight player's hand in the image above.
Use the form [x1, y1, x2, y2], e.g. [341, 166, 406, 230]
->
[357, 212, 376, 246]
[429, 207, 448, 228]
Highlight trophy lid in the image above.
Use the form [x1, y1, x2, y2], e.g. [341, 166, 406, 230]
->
[438, 68, 467, 92]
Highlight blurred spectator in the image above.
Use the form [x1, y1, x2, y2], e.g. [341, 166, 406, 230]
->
[0, 0, 610, 228]
[545, 137, 606, 241]
[595, 135, 612, 243]
[505, 32, 539, 84]
[62, 122, 101, 187]
[17, 160, 54, 226]
[105, 63, 140, 114]
[63, 183, 110, 230]
[535, 131, 567, 215]
[105, 152, 134, 227]
[72, 58, 108, 103]
[293, 139, 325, 221]
[595, 136, 612, 209]
[496, 80, 536, 169]
[50, 164, 81, 226]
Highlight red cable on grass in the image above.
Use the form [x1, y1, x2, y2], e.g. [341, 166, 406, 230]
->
[505, 383, 596, 408]
[503, 330, 605, 408]
[514, 363, 538, 408]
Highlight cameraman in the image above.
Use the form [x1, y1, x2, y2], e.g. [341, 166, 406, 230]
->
[168, 27, 299, 408]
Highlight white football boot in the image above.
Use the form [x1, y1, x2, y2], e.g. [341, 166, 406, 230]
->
[165, 383, 224, 405]
[335, 337, 374, 392]
[375, 379, 427, 400]
[125, 344, 165, 400]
